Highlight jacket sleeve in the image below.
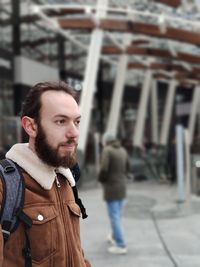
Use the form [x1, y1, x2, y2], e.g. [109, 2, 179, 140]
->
[84, 258, 92, 267]
[81, 248, 91, 267]
[98, 148, 110, 183]
[100, 148, 110, 172]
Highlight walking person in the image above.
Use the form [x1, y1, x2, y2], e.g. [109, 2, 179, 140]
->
[0, 81, 91, 267]
[98, 132, 130, 255]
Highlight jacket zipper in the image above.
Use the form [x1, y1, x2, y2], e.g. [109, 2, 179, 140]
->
[55, 175, 61, 187]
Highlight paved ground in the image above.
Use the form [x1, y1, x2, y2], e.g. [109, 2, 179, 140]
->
[79, 179, 200, 267]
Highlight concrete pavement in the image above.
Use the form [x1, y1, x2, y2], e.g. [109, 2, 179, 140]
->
[79, 179, 200, 267]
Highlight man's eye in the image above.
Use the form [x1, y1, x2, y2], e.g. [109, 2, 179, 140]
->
[75, 120, 80, 126]
[56, 119, 65, 125]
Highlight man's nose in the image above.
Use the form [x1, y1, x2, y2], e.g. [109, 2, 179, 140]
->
[66, 123, 79, 138]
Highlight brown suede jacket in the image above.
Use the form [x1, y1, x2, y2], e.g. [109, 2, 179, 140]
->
[0, 144, 91, 267]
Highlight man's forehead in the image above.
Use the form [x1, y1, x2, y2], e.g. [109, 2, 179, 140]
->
[40, 90, 80, 116]
[41, 90, 73, 101]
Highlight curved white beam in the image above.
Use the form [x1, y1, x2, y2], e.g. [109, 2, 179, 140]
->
[31, 4, 200, 29]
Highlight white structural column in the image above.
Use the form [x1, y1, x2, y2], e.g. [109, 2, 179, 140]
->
[150, 79, 159, 144]
[184, 129, 191, 202]
[133, 70, 152, 147]
[78, 0, 107, 153]
[176, 125, 185, 203]
[188, 85, 200, 144]
[106, 36, 131, 137]
[160, 80, 177, 146]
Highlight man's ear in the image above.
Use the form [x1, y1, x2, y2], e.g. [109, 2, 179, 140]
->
[21, 116, 38, 138]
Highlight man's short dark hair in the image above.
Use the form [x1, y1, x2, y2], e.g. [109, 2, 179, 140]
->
[21, 81, 76, 123]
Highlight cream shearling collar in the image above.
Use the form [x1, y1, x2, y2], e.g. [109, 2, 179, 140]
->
[6, 143, 75, 190]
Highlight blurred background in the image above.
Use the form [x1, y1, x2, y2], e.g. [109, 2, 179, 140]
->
[1, 0, 200, 196]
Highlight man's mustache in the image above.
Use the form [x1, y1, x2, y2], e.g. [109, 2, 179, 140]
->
[60, 140, 78, 145]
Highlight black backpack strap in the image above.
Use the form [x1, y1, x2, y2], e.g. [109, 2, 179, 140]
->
[0, 159, 25, 240]
[0, 159, 32, 267]
[70, 163, 81, 182]
[72, 186, 88, 219]
[70, 163, 88, 219]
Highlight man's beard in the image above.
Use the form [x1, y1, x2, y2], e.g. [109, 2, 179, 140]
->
[35, 123, 77, 168]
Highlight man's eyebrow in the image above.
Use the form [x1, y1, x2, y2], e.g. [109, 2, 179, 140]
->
[54, 114, 81, 119]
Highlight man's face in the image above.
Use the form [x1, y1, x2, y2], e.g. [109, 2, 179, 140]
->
[34, 91, 80, 168]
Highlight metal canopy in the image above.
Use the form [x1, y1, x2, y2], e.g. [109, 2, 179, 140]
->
[1, 0, 200, 86]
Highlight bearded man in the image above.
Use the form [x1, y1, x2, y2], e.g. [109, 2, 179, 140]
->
[0, 81, 91, 267]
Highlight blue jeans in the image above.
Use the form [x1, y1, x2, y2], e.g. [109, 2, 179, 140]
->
[106, 200, 126, 248]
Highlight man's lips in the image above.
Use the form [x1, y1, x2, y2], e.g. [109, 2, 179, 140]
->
[59, 142, 77, 150]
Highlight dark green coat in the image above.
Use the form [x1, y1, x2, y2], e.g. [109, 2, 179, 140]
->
[99, 141, 129, 201]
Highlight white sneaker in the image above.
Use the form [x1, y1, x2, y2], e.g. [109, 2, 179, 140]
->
[107, 234, 116, 246]
[108, 245, 127, 255]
